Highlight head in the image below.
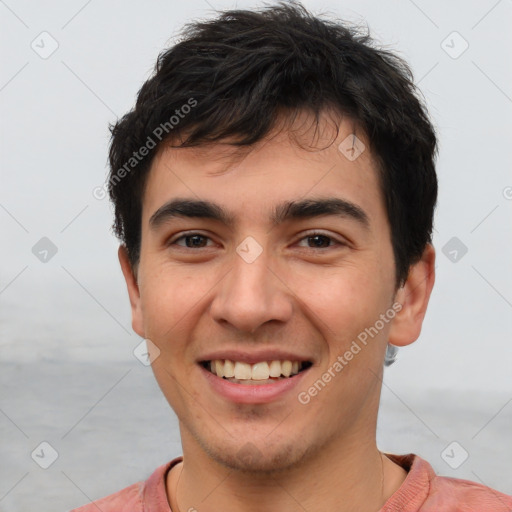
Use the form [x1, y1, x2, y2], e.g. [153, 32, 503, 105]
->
[112, 2, 437, 472]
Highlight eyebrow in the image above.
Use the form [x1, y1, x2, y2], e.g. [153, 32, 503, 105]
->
[149, 197, 370, 231]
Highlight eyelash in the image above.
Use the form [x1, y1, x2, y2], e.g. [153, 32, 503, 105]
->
[168, 231, 346, 250]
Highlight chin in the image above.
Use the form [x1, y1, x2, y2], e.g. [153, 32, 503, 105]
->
[201, 436, 316, 475]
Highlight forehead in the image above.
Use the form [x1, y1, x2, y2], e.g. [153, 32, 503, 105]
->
[141, 113, 386, 231]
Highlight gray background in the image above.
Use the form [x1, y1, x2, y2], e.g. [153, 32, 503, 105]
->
[1, 0, 511, 510]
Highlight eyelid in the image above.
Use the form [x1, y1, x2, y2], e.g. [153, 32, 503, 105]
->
[168, 229, 347, 249]
[168, 230, 216, 247]
[295, 229, 347, 247]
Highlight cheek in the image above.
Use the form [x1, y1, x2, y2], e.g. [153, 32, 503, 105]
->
[290, 263, 393, 367]
[291, 264, 384, 325]
[138, 266, 200, 343]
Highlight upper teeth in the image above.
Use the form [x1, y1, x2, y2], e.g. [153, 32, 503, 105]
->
[209, 360, 302, 380]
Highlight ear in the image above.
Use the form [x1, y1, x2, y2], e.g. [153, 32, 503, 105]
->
[118, 245, 145, 338]
[388, 244, 435, 347]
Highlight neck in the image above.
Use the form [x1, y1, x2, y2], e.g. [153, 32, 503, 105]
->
[167, 433, 407, 512]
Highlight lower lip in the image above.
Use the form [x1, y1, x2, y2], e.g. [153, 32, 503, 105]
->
[199, 364, 310, 404]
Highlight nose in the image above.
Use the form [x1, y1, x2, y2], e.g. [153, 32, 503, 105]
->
[209, 247, 293, 334]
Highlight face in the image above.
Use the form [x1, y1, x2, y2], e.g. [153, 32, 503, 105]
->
[120, 112, 432, 473]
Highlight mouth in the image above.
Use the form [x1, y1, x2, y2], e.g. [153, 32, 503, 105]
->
[200, 359, 313, 385]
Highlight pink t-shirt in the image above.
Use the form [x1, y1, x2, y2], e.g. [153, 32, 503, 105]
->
[70, 453, 512, 511]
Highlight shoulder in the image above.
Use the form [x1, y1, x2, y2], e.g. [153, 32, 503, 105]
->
[70, 481, 144, 512]
[70, 458, 181, 512]
[428, 473, 512, 511]
[383, 453, 512, 511]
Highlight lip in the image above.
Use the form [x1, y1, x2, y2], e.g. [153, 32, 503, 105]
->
[197, 349, 312, 365]
[199, 363, 311, 404]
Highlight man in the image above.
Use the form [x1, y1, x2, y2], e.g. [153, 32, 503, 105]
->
[72, 2, 512, 511]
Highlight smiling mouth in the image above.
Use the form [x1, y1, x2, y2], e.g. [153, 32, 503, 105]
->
[200, 359, 313, 384]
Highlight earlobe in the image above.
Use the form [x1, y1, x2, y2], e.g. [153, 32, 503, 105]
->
[118, 245, 145, 338]
[388, 244, 436, 347]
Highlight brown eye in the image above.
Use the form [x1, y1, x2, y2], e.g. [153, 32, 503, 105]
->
[296, 231, 344, 249]
[306, 234, 332, 248]
[171, 233, 213, 248]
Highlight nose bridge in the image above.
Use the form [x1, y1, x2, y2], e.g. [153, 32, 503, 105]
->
[210, 243, 292, 333]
